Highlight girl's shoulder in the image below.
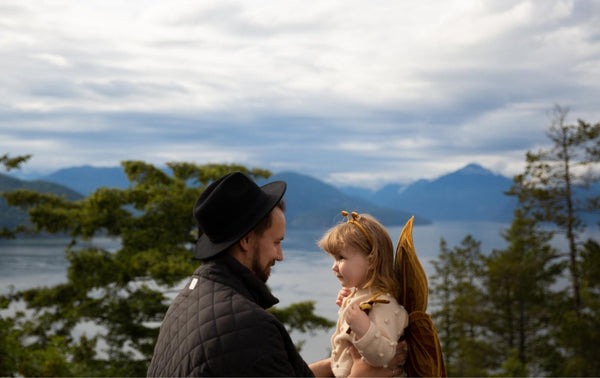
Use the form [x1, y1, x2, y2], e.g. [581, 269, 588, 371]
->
[371, 291, 399, 304]
[382, 293, 405, 311]
[369, 294, 409, 325]
[368, 292, 408, 314]
[359, 291, 403, 309]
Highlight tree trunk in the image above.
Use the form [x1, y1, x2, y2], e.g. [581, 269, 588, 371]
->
[561, 127, 581, 316]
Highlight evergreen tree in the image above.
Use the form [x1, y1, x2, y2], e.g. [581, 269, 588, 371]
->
[430, 235, 492, 376]
[510, 106, 600, 316]
[430, 239, 454, 368]
[1, 153, 32, 374]
[555, 239, 600, 376]
[0, 153, 33, 238]
[483, 205, 563, 376]
[507, 107, 600, 376]
[0, 154, 31, 172]
[0, 161, 333, 376]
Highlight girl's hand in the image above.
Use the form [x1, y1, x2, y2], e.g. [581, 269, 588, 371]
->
[336, 287, 351, 307]
[346, 304, 370, 339]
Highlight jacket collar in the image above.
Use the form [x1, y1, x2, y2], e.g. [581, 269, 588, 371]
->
[199, 253, 280, 309]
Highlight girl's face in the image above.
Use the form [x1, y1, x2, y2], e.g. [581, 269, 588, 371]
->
[331, 244, 371, 288]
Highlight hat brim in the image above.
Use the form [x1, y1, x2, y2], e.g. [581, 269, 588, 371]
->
[193, 180, 286, 260]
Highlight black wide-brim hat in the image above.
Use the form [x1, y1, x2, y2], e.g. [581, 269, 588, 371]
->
[193, 171, 286, 260]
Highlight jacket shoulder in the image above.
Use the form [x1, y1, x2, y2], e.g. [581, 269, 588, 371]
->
[148, 274, 300, 376]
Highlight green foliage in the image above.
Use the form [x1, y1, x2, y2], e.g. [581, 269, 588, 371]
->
[581, 239, 600, 289]
[268, 300, 335, 351]
[551, 239, 600, 376]
[0, 154, 31, 172]
[1, 153, 32, 239]
[0, 303, 107, 377]
[0, 299, 21, 375]
[0, 161, 331, 376]
[429, 108, 600, 376]
[430, 235, 490, 376]
[496, 349, 529, 377]
[507, 106, 600, 317]
[504, 107, 600, 376]
[483, 204, 563, 375]
[0, 171, 83, 239]
[269, 301, 335, 334]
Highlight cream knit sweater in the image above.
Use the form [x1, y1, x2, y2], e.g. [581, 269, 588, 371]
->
[330, 288, 408, 377]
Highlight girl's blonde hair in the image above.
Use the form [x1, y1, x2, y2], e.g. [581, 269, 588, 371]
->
[318, 213, 398, 296]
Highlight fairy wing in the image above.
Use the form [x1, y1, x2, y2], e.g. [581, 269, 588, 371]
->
[394, 216, 428, 313]
[394, 216, 447, 377]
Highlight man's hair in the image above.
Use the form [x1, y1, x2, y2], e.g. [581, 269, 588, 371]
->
[212, 200, 286, 260]
[254, 200, 286, 236]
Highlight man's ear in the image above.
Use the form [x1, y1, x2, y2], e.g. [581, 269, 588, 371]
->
[238, 231, 254, 253]
[229, 232, 255, 270]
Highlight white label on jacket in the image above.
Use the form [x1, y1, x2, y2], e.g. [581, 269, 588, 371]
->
[189, 278, 198, 290]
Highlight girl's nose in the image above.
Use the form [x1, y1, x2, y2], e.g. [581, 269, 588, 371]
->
[331, 261, 338, 272]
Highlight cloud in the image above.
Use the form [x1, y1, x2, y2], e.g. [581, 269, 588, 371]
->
[33, 53, 72, 68]
[1, 0, 599, 188]
[83, 80, 188, 99]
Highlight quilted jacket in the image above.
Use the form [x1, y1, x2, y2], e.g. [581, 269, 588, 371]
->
[147, 253, 314, 377]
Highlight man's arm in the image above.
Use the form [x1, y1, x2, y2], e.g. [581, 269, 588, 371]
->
[349, 340, 408, 377]
[309, 341, 408, 378]
[309, 358, 332, 377]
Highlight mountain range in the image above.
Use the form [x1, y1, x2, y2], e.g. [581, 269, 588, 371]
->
[256, 172, 428, 228]
[343, 163, 517, 222]
[0, 173, 83, 229]
[1, 163, 528, 231]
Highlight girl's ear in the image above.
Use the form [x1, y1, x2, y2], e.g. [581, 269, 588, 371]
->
[367, 253, 376, 269]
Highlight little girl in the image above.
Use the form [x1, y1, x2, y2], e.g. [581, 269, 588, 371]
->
[318, 211, 408, 377]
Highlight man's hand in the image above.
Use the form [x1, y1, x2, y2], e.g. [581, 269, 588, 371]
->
[348, 340, 408, 377]
[309, 357, 332, 377]
[389, 339, 408, 372]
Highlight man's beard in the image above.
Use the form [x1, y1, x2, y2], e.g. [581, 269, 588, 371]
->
[251, 247, 275, 283]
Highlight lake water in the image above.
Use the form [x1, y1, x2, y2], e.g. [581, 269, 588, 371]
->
[1, 221, 597, 363]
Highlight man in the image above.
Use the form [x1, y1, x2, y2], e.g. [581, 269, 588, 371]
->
[147, 172, 404, 376]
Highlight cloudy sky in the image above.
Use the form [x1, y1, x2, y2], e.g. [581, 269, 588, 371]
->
[2, 0, 599, 188]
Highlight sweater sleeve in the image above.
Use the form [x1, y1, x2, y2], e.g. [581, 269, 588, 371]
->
[352, 298, 408, 367]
